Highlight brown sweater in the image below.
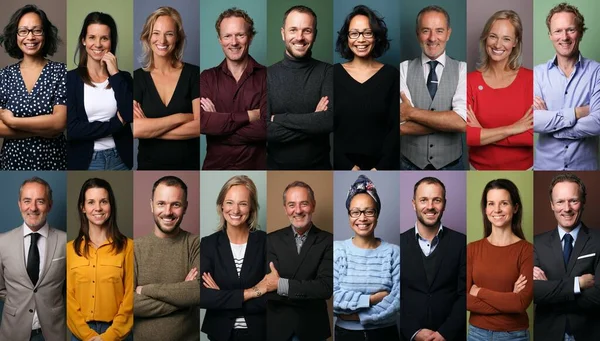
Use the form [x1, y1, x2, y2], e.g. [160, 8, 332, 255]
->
[133, 230, 200, 341]
[467, 238, 533, 331]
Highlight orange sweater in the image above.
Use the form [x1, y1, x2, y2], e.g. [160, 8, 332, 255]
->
[467, 238, 533, 331]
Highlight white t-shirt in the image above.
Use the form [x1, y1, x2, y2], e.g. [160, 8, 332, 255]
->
[83, 80, 117, 150]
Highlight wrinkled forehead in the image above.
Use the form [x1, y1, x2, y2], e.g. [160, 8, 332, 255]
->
[20, 182, 49, 201]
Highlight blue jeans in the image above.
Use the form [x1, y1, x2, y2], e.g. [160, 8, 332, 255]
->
[468, 324, 529, 341]
[88, 148, 129, 170]
[71, 321, 132, 341]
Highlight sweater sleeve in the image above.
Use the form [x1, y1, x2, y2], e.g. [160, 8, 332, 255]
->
[493, 130, 533, 147]
[333, 244, 371, 314]
[133, 293, 179, 317]
[466, 242, 501, 315]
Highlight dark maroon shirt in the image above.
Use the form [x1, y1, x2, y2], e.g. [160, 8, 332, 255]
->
[200, 55, 267, 170]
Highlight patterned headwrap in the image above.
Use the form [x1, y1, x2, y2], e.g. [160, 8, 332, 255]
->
[345, 175, 381, 216]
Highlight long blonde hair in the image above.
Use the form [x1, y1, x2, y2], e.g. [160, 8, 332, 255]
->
[139, 6, 186, 71]
[216, 175, 260, 232]
[477, 10, 523, 71]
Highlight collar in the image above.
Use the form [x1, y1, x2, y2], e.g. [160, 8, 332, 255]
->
[282, 51, 314, 69]
[558, 223, 582, 242]
[218, 54, 263, 76]
[548, 53, 583, 70]
[414, 223, 444, 241]
[292, 223, 312, 238]
[421, 52, 447, 67]
[23, 222, 49, 239]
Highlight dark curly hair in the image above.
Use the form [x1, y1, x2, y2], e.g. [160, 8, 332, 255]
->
[335, 5, 390, 60]
[0, 4, 61, 59]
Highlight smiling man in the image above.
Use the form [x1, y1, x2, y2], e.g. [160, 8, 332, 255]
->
[533, 173, 600, 341]
[400, 5, 467, 170]
[200, 8, 267, 170]
[133, 176, 200, 341]
[400, 177, 466, 341]
[266, 5, 333, 170]
[533, 3, 600, 170]
[264, 181, 333, 341]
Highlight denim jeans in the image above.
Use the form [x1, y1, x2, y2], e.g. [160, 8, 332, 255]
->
[88, 148, 129, 170]
[71, 321, 132, 341]
[468, 324, 529, 341]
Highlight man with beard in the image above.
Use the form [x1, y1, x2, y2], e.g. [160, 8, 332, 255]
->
[533, 173, 600, 341]
[133, 176, 200, 341]
[400, 177, 466, 341]
[533, 3, 600, 170]
[200, 8, 267, 170]
[266, 5, 333, 170]
[263, 181, 333, 341]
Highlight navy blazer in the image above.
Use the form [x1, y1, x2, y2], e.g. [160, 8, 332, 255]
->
[66, 69, 133, 169]
[200, 229, 267, 341]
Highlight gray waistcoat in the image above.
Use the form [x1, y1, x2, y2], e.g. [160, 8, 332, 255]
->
[401, 57, 462, 169]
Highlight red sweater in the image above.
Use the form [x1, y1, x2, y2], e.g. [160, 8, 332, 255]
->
[467, 238, 533, 332]
[466, 68, 533, 170]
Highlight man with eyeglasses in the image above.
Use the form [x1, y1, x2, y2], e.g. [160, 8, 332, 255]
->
[266, 5, 333, 170]
[533, 3, 600, 170]
[263, 181, 333, 341]
[400, 5, 467, 170]
[533, 173, 600, 341]
[200, 8, 267, 170]
[400, 177, 466, 341]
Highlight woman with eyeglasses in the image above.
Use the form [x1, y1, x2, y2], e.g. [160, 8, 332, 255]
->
[333, 5, 399, 171]
[333, 175, 400, 340]
[467, 179, 533, 340]
[0, 4, 66, 170]
[67, 12, 133, 170]
[133, 6, 200, 170]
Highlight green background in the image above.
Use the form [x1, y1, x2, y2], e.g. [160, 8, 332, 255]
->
[266, 0, 333, 65]
[66, 0, 134, 73]
[466, 171, 534, 336]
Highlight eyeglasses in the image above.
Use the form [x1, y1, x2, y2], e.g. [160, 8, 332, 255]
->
[17, 28, 43, 37]
[348, 30, 373, 39]
[348, 209, 377, 218]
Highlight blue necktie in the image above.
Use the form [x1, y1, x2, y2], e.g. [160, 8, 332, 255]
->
[563, 233, 573, 268]
[427, 60, 439, 99]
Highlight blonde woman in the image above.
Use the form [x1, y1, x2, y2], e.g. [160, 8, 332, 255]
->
[133, 6, 200, 170]
[466, 10, 533, 170]
[199, 175, 267, 341]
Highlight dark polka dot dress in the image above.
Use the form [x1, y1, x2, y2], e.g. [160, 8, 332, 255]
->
[0, 60, 67, 170]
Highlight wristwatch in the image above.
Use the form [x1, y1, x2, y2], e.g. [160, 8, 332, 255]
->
[253, 286, 263, 297]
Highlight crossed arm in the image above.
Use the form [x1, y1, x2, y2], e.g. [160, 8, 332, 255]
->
[0, 105, 66, 139]
[133, 98, 200, 140]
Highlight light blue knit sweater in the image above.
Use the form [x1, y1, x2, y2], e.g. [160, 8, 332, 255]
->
[333, 238, 400, 330]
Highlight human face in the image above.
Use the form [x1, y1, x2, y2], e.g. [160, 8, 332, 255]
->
[19, 182, 52, 231]
[17, 12, 44, 57]
[485, 189, 517, 229]
[412, 183, 445, 229]
[347, 15, 374, 59]
[219, 16, 251, 63]
[550, 181, 583, 231]
[83, 24, 111, 63]
[221, 185, 251, 229]
[348, 193, 377, 238]
[281, 10, 315, 59]
[284, 187, 315, 231]
[417, 11, 451, 60]
[150, 15, 177, 58]
[549, 12, 581, 59]
[82, 187, 111, 229]
[485, 19, 517, 64]
[151, 184, 187, 237]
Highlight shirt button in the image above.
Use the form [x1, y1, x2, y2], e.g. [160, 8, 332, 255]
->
[429, 156, 433, 159]
[29, 309, 33, 313]
[429, 144, 434, 148]
[565, 145, 568, 149]
[431, 108, 435, 111]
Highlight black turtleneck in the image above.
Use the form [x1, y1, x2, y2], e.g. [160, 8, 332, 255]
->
[266, 52, 333, 170]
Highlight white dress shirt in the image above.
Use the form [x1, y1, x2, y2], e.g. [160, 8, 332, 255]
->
[23, 222, 49, 330]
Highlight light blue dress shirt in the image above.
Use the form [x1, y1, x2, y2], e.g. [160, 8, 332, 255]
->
[534, 54, 600, 170]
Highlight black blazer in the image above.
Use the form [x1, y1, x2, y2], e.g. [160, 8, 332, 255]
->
[534, 224, 600, 341]
[66, 69, 133, 169]
[400, 227, 466, 341]
[266, 225, 333, 341]
[200, 230, 267, 341]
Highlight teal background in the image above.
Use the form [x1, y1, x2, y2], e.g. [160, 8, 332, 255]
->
[266, 0, 334, 65]
[400, 0, 467, 62]
[199, 0, 267, 168]
[332, 0, 400, 66]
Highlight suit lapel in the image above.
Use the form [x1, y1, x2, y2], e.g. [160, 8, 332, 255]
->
[37, 227, 57, 287]
[567, 225, 590, 274]
[240, 231, 258, 280]
[292, 226, 318, 278]
[217, 231, 239, 282]
[548, 229, 567, 275]
[15, 226, 34, 288]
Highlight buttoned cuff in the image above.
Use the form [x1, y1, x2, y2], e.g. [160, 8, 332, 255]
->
[277, 278, 289, 296]
[574, 276, 581, 294]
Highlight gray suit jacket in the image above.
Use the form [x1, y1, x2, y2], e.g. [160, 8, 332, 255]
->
[0, 225, 67, 341]
[534, 224, 600, 341]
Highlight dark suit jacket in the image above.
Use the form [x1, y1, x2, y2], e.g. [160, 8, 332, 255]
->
[400, 227, 466, 341]
[199, 230, 267, 341]
[534, 224, 600, 341]
[266, 225, 333, 341]
[66, 69, 133, 170]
